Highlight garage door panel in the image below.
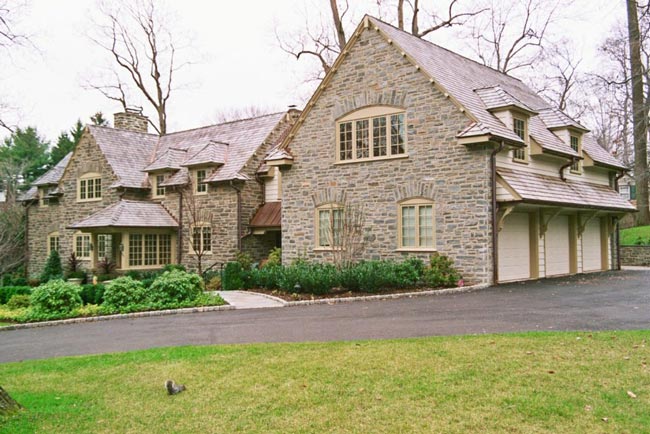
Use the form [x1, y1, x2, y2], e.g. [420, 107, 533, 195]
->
[546, 215, 570, 276]
[498, 213, 530, 282]
[582, 219, 602, 272]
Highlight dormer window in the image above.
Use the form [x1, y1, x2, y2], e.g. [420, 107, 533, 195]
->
[152, 174, 166, 198]
[336, 106, 407, 163]
[512, 117, 528, 162]
[78, 173, 102, 202]
[195, 169, 207, 194]
[570, 135, 582, 173]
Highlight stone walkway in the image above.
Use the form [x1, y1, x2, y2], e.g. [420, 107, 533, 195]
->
[216, 290, 285, 309]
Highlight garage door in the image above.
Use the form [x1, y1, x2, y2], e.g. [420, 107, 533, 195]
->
[498, 213, 530, 282]
[546, 215, 570, 276]
[582, 218, 603, 272]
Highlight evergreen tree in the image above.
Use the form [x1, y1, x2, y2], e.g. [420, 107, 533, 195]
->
[40, 249, 63, 283]
[50, 120, 84, 166]
[0, 127, 50, 193]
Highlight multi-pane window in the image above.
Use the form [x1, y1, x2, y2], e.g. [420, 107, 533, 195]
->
[399, 200, 435, 249]
[74, 233, 91, 259]
[154, 174, 165, 197]
[128, 233, 172, 268]
[317, 206, 343, 247]
[192, 225, 212, 253]
[48, 233, 60, 254]
[337, 108, 406, 162]
[97, 234, 113, 261]
[195, 170, 207, 194]
[512, 117, 527, 162]
[570, 135, 581, 172]
[78, 175, 102, 201]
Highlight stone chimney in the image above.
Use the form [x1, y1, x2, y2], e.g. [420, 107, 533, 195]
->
[113, 107, 149, 133]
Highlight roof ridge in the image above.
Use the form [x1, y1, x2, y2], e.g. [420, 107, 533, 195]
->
[161, 111, 287, 137]
[366, 15, 527, 85]
[88, 124, 159, 137]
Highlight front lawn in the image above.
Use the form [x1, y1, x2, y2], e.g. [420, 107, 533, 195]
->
[621, 225, 650, 245]
[1, 331, 648, 433]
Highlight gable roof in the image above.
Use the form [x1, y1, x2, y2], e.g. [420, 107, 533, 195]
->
[279, 16, 623, 169]
[68, 200, 178, 229]
[33, 153, 73, 186]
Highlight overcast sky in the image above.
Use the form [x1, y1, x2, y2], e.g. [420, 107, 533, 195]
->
[0, 0, 626, 145]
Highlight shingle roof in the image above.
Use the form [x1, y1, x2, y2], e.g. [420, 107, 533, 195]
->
[33, 153, 72, 186]
[143, 148, 186, 171]
[497, 168, 636, 212]
[89, 125, 159, 189]
[582, 134, 627, 170]
[250, 202, 281, 227]
[68, 200, 178, 229]
[17, 186, 38, 202]
[367, 17, 621, 166]
[181, 141, 228, 167]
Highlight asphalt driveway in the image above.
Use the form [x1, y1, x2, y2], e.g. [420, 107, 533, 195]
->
[1, 269, 649, 363]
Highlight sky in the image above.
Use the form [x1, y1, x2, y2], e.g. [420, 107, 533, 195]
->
[0, 0, 627, 145]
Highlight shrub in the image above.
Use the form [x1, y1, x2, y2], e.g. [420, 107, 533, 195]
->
[96, 257, 117, 278]
[222, 262, 244, 291]
[163, 264, 186, 273]
[148, 270, 203, 304]
[80, 284, 106, 305]
[279, 262, 339, 295]
[249, 265, 283, 289]
[2, 271, 27, 287]
[424, 254, 462, 287]
[102, 277, 147, 309]
[6, 294, 31, 309]
[40, 250, 64, 283]
[66, 252, 85, 280]
[205, 275, 222, 291]
[31, 280, 82, 314]
[0, 286, 32, 304]
[339, 260, 419, 292]
[265, 247, 282, 267]
[125, 270, 143, 280]
[236, 252, 254, 271]
[404, 257, 426, 280]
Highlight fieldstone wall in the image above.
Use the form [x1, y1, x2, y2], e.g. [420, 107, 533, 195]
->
[113, 111, 149, 133]
[281, 27, 494, 284]
[620, 245, 650, 266]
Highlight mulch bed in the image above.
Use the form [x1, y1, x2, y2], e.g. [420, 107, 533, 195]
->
[245, 286, 461, 302]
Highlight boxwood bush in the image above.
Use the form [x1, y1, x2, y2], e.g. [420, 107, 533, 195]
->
[0, 286, 32, 304]
[102, 277, 147, 309]
[278, 262, 339, 295]
[148, 270, 203, 304]
[30, 279, 82, 314]
[339, 260, 419, 292]
[424, 255, 461, 287]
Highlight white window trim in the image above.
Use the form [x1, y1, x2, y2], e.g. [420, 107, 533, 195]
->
[314, 203, 344, 250]
[73, 231, 92, 260]
[77, 172, 102, 202]
[396, 198, 437, 252]
[191, 223, 212, 255]
[569, 134, 582, 174]
[335, 106, 408, 163]
[512, 116, 529, 164]
[152, 174, 166, 198]
[47, 231, 60, 255]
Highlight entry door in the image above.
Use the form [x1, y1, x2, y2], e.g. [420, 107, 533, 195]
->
[498, 213, 530, 282]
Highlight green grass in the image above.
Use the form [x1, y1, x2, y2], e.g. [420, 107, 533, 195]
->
[621, 225, 650, 245]
[1, 331, 649, 433]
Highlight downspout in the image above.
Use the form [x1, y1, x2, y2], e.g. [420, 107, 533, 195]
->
[614, 171, 626, 271]
[559, 158, 578, 181]
[178, 189, 183, 265]
[491, 141, 505, 285]
[24, 203, 29, 278]
[230, 181, 242, 251]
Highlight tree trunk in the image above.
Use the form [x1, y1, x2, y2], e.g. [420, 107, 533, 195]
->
[329, 0, 347, 51]
[0, 386, 22, 415]
[627, 0, 650, 225]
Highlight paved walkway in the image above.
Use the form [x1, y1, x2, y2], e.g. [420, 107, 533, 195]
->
[216, 290, 285, 309]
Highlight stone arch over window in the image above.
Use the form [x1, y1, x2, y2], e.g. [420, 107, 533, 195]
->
[333, 90, 408, 119]
[314, 202, 344, 249]
[77, 172, 102, 202]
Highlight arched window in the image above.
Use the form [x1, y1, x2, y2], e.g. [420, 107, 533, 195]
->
[77, 172, 102, 202]
[336, 106, 407, 162]
[398, 198, 435, 250]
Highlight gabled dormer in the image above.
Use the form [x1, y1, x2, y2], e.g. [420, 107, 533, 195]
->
[537, 107, 590, 174]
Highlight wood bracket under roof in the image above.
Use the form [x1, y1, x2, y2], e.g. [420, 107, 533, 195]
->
[577, 211, 600, 236]
[496, 204, 515, 232]
[539, 208, 562, 238]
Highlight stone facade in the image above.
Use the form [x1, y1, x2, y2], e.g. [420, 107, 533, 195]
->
[620, 245, 650, 266]
[113, 111, 149, 133]
[281, 27, 494, 284]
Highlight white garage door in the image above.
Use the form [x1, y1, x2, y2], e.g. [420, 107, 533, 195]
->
[582, 218, 602, 272]
[546, 215, 570, 276]
[498, 213, 530, 282]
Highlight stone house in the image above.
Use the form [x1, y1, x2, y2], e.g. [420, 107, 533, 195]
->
[21, 109, 298, 276]
[273, 16, 635, 285]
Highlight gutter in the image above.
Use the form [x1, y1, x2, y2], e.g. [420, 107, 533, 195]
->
[559, 157, 578, 181]
[490, 140, 505, 285]
[24, 202, 29, 278]
[178, 189, 183, 265]
[229, 181, 243, 251]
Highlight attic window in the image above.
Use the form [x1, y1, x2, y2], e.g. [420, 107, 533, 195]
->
[77, 173, 102, 202]
[152, 174, 166, 198]
[512, 117, 528, 163]
[195, 169, 207, 194]
[336, 106, 407, 163]
[570, 135, 582, 173]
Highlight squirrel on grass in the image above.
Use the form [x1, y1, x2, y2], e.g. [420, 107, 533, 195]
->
[165, 380, 186, 395]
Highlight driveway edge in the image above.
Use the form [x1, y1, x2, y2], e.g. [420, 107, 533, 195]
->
[0, 304, 235, 332]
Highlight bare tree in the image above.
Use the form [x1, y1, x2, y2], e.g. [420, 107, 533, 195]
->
[0, 200, 25, 276]
[322, 201, 366, 269]
[180, 176, 213, 276]
[88, 0, 187, 135]
[627, 0, 650, 225]
[467, 0, 560, 74]
[396, 0, 486, 38]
